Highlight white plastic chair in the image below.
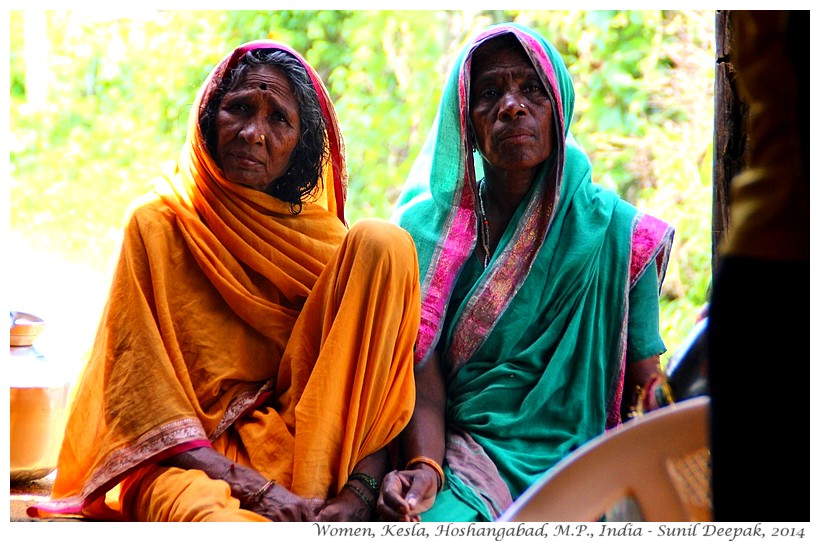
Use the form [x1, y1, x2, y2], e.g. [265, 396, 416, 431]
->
[498, 396, 711, 522]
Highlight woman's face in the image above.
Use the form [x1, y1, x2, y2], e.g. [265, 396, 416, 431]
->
[469, 42, 554, 176]
[215, 65, 301, 190]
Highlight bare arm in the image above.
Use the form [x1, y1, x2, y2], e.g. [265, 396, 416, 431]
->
[377, 350, 447, 521]
[162, 447, 321, 521]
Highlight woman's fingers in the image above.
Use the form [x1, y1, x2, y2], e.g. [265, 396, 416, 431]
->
[377, 470, 413, 520]
[404, 473, 427, 509]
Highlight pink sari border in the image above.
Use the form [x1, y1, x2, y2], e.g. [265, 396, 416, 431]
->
[28, 420, 209, 519]
[415, 186, 477, 366]
[630, 212, 674, 289]
[605, 212, 674, 427]
[516, 33, 565, 134]
[446, 178, 553, 374]
[210, 383, 274, 439]
[413, 56, 479, 366]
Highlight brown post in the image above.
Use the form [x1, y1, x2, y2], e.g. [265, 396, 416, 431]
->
[712, 10, 749, 279]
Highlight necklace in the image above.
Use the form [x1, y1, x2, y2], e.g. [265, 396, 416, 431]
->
[477, 179, 491, 268]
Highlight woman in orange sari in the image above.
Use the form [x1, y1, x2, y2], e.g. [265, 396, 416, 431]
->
[30, 41, 420, 522]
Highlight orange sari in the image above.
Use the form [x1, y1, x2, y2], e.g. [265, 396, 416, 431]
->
[30, 41, 419, 521]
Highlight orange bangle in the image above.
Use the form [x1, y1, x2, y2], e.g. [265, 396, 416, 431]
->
[406, 456, 444, 492]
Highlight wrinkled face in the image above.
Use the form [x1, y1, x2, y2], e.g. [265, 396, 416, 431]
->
[469, 42, 554, 175]
[215, 65, 301, 190]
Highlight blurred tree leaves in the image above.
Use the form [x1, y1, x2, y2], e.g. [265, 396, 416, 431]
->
[9, 10, 715, 355]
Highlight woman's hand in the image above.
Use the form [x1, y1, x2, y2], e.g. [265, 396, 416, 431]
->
[247, 482, 324, 521]
[623, 355, 663, 418]
[315, 484, 373, 522]
[315, 447, 387, 521]
[377, 468, 438, 522]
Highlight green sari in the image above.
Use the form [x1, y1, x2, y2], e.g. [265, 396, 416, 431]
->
[392, 23, 674, 521]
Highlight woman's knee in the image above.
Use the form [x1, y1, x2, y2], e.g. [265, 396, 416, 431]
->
[127, 466, 268, 522]
[345, 219, 418, 277]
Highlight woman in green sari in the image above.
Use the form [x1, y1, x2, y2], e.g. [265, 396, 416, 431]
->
[378, 23, 674, 522]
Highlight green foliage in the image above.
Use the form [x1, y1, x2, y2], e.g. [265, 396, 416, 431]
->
[9, 12, 26, 99]
[9, 10, 715, 355]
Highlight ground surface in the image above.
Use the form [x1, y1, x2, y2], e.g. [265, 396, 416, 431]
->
[9, 472, 67, 521]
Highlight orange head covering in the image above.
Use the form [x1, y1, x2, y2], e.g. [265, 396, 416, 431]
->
[185, 39, 348, 222]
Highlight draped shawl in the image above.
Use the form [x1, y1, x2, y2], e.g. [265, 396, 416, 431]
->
[391, 23, 674, 520]
[32, 41, 404, 518]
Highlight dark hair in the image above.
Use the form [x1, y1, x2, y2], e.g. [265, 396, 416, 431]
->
[471, 33, 523, 69]
[200, 49, 328, 214]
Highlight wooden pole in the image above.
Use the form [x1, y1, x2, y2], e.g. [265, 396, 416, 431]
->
[711, 10, 749, 279]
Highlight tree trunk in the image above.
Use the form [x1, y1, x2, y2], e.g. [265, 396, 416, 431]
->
[711, 10, 749, 280]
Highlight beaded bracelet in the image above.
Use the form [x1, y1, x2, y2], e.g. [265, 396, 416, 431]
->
[653, 374, 675, 408]
[344, 481, 375, 513]
[635, 373, 675, 416]
[243, 479, 276, 508]
[406, 456, 444, 492]
[348, 472, 379, 495]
